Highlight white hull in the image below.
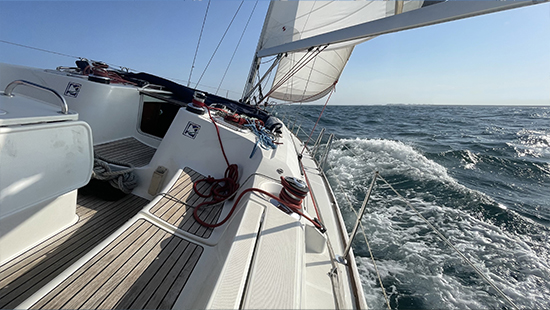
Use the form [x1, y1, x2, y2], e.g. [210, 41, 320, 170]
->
[0, 62, 366, 309]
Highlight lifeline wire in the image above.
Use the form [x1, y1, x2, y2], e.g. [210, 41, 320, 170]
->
[326, 162, 392, 310]
[376, 174, 520, 310]
[336, 141, 519, 309]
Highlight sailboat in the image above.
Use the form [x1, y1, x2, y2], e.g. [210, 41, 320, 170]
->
[0, 1, 546, 309]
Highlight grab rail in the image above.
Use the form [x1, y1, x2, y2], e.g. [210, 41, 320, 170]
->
[3, 80, 69, 114]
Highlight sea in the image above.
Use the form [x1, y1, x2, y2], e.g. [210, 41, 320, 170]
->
[272, 105, 549, 310]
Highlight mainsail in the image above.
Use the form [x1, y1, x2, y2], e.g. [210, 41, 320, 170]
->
[250, 0, 424, 103]
[244, 0, 541, 104]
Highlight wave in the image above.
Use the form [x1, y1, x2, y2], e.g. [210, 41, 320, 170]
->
[325, 137, 550, 309]
[508, 129, 550, 159]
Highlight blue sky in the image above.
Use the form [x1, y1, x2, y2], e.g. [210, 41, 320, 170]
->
[0, 0, 548, 105]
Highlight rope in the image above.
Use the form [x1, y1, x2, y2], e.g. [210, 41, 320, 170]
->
[189, 99, 240, 227]
[244, 119, 277, 158]
[92, 154, 138, 194]
[216, 0, 258, 94]
[195, 1, 244, 89]
[188, 0, 210, 87]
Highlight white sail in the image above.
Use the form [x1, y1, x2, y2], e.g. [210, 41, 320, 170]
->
[259, 1, 424, 102]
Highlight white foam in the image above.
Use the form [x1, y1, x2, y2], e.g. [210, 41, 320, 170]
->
[325, 138, 550, 309]
[328, 138, 457, 184]
[508, 129, 550, 159]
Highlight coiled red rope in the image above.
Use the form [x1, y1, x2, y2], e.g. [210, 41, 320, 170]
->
[191, 98, 240, 227]
[191, 99, 323, 231]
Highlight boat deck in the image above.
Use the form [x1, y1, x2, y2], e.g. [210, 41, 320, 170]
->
[1, 167, 225, 309]
[29, 219, 203, 310]
[94, 137, 156, 167]
[150, 167, 222, 239]
[0, 194, 149, 309]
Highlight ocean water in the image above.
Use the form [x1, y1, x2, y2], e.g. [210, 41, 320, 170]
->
[273, 105, 549, 310]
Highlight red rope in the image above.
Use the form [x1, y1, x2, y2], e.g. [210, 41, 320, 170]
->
[190, 99, 324, 231]
[194, 186, 323, 229]
[191, 100, 240, 227]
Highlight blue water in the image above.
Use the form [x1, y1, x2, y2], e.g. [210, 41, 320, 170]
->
[273, 105, 550, 309]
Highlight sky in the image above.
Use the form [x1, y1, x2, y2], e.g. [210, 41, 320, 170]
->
[0, 0, 549, 106]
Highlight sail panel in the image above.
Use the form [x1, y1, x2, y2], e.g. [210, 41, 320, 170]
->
[269, 46, 354, 102]
[263, 1, 423, 102]
[258, 0, 536, 58]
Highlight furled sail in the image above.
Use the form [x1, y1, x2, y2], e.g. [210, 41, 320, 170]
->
[257, 1, 424, 103]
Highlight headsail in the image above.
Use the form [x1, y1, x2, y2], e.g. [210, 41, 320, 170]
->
[251, 0, 424, 103]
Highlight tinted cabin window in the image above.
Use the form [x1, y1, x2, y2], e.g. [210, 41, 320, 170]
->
[140, 94, 183, 138]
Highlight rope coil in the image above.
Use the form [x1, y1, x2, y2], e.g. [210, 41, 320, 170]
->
[92, 155, 138, 194]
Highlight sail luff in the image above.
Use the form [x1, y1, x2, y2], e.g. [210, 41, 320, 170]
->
[242, 1, 276, 101]
[257, 0, 539, 58]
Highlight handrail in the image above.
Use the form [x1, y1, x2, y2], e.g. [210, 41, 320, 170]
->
[3, 80, 69, 114]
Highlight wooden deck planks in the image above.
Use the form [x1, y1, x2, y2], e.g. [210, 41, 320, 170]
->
[94, 137, 156, 167]
[150, 167, 223, 238]
[31, 220, 203, 310]
[0, 193, 149, 309]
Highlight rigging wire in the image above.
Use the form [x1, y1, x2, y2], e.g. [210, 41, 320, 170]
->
[377, 174, 520, 310]
[260, 45, 328, 104]
[195, 0, 244, 89]
[330, 140, 521, 310]
[0, 39, 138, 72]
[0, 39, 79, 59]
[326, 161, 392, 310]
[188, 0, 211, 87]
[216, 0, 258, 95]
[299, 81, 335, 156]
[260, 56, 278, 64]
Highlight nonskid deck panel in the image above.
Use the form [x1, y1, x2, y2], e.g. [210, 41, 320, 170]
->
[30, 219, 203, 310]
[94, 137, 156, 167]
[0, 193, 149, 309]
[150, 167, 223, 239]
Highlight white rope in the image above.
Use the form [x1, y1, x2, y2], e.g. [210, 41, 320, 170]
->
[92, 154, 138, 194]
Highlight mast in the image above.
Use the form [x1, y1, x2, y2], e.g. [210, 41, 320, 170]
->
[241, 1, 275, 103]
